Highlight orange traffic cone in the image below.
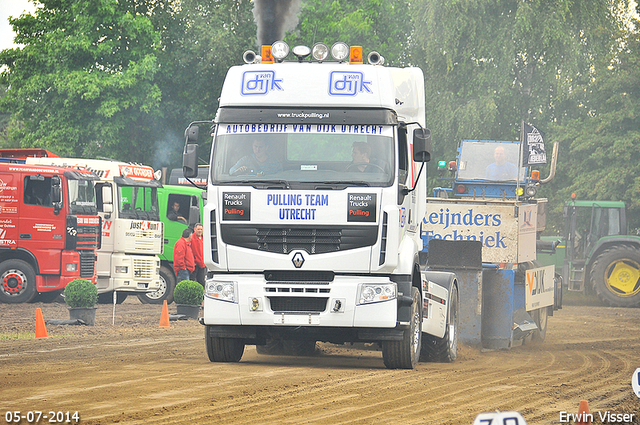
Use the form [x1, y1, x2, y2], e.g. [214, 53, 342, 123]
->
[35, 308, 49, 338]
[159, 300, 170, 328]
[576, 400, 592, 425]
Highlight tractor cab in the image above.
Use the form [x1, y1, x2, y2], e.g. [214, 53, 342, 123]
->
[434, 140, 542, 200]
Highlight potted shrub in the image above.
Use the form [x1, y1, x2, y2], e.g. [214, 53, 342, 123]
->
[174, 280, 204, 319]
[64, 278, 98, 325]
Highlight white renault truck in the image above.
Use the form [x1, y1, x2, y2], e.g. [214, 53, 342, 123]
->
[183, 42, 459, 369]
[25, 157, 163, 303]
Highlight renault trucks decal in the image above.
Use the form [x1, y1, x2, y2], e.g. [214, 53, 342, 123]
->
[348, 193, 376, 222]
[223, 192, 251, 221]
[241, 71, 283, 95]
[329, 71, 372, 96]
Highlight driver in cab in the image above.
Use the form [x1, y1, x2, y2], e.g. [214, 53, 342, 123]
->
[229, 139, 282, 176]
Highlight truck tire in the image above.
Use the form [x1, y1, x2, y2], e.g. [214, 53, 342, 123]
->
[420, 283, 459, 363]
[590, 245, 640, 307]
[382, 286, 421, 369]
[531, 306, 549, 342]
[97, 291, 128, 304]
[205, 326, 245, 362]
[138, 266, 175, 305]
[0, 259, 38, 303]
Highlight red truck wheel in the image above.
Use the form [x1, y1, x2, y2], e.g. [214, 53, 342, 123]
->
[0, 260, 37, 303]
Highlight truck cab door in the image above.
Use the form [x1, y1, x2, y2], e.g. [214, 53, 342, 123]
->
[20, 175, 65, 274]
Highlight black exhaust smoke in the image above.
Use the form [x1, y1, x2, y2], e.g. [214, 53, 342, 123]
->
[253, 0, 302, 46]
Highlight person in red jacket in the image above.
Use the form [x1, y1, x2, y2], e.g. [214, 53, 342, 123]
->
[173, 228, 195, 283]
[192, 223, 206, 286]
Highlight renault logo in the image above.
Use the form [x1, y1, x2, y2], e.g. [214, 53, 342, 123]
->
[292, 252, 305, 268]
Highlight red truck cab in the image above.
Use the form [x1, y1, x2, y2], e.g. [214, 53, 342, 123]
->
[0, 161, 101, 303]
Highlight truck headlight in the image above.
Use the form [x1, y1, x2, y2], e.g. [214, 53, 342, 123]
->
[205, 280, 237, 303]
[358, 283, 396, 305]
[115, 266, 128, 274]
[66, 263, 77, 272]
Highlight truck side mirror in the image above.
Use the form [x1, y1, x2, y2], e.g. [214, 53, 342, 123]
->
[413, 128, 431, 162]
[51, 175, 62, 213]
[183, 144, 199, 178]
[102, 185, 113, 214]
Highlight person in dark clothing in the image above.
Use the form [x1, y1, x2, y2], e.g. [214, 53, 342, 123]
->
[167, 201, 187, 224]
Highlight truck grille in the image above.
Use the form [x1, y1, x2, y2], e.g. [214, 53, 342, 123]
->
[133, 258, 156, 279]
[134, 233, 160, 252]
[220, 225, 378, 254]
[268, 297, 328, 312]
[77, 225, 100, 250]
[79, 251, 95, 278]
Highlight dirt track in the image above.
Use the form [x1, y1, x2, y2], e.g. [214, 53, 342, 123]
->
[1, 299, 639, 425]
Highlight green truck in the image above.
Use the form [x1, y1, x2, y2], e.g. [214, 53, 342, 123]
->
[538, 198, 640, 307]
[137, 184, 205, 304]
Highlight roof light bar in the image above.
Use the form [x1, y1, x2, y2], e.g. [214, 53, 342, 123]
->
[312, 43, 329, 61]
[271, 41, 289, 61]
[331, 42, 350, 62]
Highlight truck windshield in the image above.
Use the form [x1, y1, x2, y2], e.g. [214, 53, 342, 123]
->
[118, 185, 159, 221]
[457, 140, 526, 182]
[68, 178, 97, 215]
[211, 124, 395, 188]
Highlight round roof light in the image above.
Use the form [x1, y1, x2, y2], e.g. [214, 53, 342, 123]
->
[312, 43, 329, 61]
[271, 41, 289, 61]
[331, 42, 350, 61]
[292, 45, 311, 61]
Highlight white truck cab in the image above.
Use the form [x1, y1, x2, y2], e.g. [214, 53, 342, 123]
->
[184, 42, 458, 368]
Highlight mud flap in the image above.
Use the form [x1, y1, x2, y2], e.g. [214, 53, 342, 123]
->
[511, 308, 537, 341]
[426, 240, 483, 345]
[482, 268, 514, 349]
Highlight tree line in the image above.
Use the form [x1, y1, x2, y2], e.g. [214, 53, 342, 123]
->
[1, 0, 639, 231]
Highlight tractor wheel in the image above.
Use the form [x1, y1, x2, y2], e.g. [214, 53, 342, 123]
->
[420, 283, 459, 363]
[138, 266, 175, 305]
[0, 259, 38, 303]
[590, 245, 640, 307]
[205, 326, 244, 362]
[382, 286, 422, 369]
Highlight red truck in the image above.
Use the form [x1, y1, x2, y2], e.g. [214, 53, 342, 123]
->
[0, 160, 101, 303]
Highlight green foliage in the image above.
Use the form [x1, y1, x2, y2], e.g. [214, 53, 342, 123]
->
[64, 279, 98, 308]
[291, 0, 413, 66]
[547, 27, 640, 231]
[0, 0, 162, 161]
[174, 280, 204, 305]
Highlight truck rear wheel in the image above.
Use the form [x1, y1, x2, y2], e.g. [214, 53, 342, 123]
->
[382, 286, 421, 369]
[205, 326, 245, 362]
[138, 266, 175, 305]
[0, 259, 37, 303]
[531, 306, 549, 342]
[420, 283, 459, 363]
[590, 245, 640, 307]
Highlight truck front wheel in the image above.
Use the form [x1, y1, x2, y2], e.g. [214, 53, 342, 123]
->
[138, 265, 175, 304]
[590, 245, 640, 307]
[420, 283, 459, 363]
[205, 326, 245, 362]
[0, 260, 37, 303]
[382, 286, 421, 369]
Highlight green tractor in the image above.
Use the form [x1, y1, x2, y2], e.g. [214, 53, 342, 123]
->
[547, 198, 640, 307]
